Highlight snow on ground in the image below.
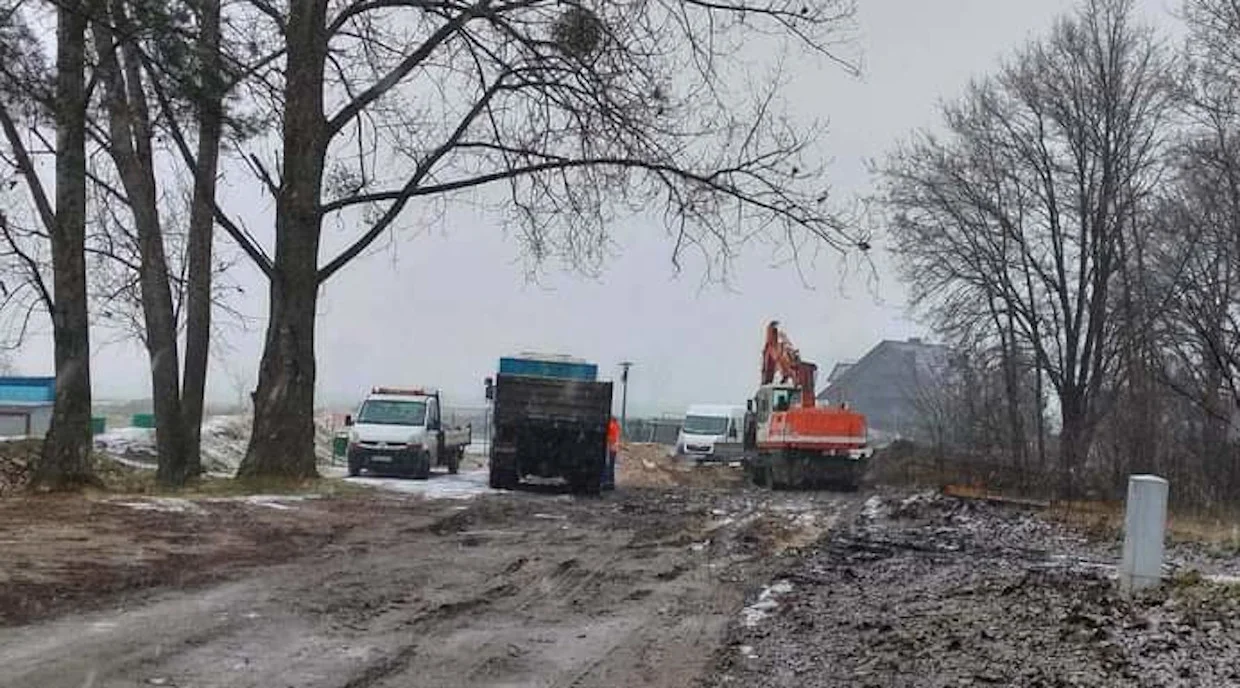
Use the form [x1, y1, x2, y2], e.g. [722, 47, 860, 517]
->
[110, 497, 206, 514]
[94, 427, 157, 459]
[340, 469, 497, 500]
[861, 495, 887, 520]
[741, 579, 794, 628]
[109, 494, 320, 513]
[94, 414, 341, 474]
[199, 416, 250, 472]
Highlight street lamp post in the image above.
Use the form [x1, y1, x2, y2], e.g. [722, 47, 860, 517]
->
[619, 361, 633, 438]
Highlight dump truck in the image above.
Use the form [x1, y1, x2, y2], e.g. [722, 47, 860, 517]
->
[743, 321, 870, 490]
[486, 353, 614, 495]
[345, 387, 471, 479]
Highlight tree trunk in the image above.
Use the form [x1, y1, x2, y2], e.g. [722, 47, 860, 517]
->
[93, 5, 189, 486]
[32, 0, 96, 490]
[1000, 313, 1027, 479]
[1034, 364, 1046, 471]
[237, 0, 328, 479]
[1058, 393, 1087, 500]
[182, 0, 224, 477]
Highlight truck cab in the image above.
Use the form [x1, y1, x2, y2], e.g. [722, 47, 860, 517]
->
[345, 387, 470, 479]
[676, 404, 746, 462]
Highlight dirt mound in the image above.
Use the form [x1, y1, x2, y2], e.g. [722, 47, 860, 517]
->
[0, 440, 37, 496]
[617, 443, 744, 489]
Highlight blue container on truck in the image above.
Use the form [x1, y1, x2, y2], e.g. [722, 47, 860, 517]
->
[498, 356, 598, 381]
[488, 354, 613, 494]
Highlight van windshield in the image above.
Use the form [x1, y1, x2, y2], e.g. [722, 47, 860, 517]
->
[357, 400, 427, 426]
[683, 414, 729, 436]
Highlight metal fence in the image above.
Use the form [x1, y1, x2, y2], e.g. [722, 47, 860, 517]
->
[449, 407, 682, 447]
[332, 405, 681, 448]
[621, 417, 682, 445]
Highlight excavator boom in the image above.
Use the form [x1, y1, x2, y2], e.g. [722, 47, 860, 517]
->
[761, 320, 818, 408]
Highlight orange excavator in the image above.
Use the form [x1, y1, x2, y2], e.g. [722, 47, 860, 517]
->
[742, 320, 870, 490]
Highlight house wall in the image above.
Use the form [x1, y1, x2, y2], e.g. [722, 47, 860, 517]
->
[820, 340, 949, 441]
[0, 405, 52, 438]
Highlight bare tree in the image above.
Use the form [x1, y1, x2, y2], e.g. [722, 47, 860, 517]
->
[212, 0, 867, 478]
[37, 0, 96, 488]
[0, 0, 98, 487]
[180, 0, 225, 477]
[883, 0, 1176, 497]
[62, 0, 261, 485]
[90, 0, 193, 485]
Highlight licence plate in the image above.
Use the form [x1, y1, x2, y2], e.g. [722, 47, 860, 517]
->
[370, 455, 392, 463]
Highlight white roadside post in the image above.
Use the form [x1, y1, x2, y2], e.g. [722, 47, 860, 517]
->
[1119, 474, 1169, 593]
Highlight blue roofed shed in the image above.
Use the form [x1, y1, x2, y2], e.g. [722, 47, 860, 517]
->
[0, 376, 55, 438]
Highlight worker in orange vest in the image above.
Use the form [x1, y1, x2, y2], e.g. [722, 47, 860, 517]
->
[604, 416, 620, 491]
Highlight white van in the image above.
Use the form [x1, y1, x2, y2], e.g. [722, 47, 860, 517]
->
[676, 404, 746, 462]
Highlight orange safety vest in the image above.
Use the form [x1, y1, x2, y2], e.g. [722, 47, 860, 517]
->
[607, 417, 621, 451]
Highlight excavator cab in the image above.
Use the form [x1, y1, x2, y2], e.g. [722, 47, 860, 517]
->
[772, 388, 794, 412]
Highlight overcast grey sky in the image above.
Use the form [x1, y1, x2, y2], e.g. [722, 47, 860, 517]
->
[9, 0, 1181, 416]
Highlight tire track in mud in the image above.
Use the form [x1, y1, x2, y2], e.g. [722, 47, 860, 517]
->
[3, 487, 865, 688]
[448, 532, 639, 684]
[385, 495, 722, 687]
[334, 506, 631, 687]
[334, 576, 529, 688]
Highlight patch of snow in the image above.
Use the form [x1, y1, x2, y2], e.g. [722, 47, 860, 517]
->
[199, 415, 250, 473]
[201, 494, 317, 510]
[104, 454, 157, 471]
[344, 469, 497, 500]
[1206, 573, 1240, 585]
[112, 497, 206, 515]
[901, 491, 939, 507]
[741, 579, 794, 628]
[862, 495, 887, 520]
[94, 427, 157, 458]
[95, 414, 339, 474]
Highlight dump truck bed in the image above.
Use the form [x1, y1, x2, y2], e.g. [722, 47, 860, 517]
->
[489, 373, 613, 494]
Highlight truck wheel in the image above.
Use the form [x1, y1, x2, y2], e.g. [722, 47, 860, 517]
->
[347, 459, 361, 477]
[570, 473, 601, 496]
[412, 456, 431, 480]
[448, 449, 461, 475]
[489, 467, 517, 490]
[570, 463, 603, 496]
[749, 458, 772, 488]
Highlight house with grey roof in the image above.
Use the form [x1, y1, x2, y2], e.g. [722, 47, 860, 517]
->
[817, 338, 952, 443]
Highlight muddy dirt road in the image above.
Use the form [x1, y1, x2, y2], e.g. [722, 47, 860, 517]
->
[0, 483, 858, 688]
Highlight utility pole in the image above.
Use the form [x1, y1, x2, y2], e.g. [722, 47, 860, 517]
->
[619, 361, 633, 438]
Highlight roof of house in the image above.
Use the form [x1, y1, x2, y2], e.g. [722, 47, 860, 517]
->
[817, 337, 950, 398]
[0, 376, 55, 404]
[826, 362, 854, 383]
